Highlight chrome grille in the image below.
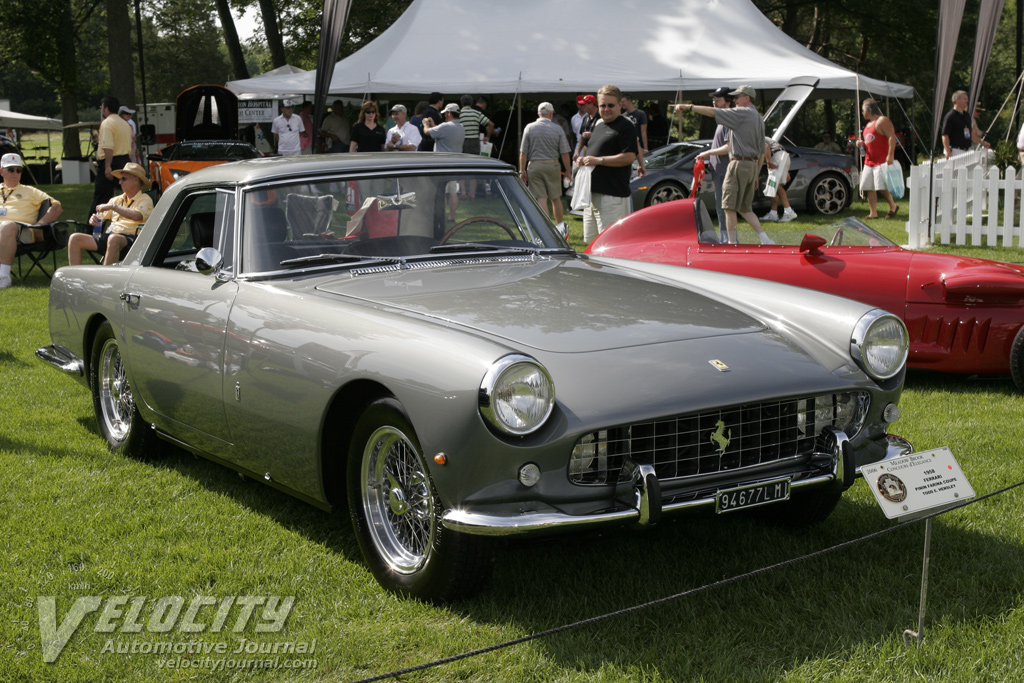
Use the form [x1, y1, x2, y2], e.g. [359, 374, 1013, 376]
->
[569, 392, 868, 485]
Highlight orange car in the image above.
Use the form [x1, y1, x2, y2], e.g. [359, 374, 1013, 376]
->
[147, 85, 261, 193]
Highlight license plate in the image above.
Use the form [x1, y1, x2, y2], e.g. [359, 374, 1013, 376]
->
[715, 478, 790, 514]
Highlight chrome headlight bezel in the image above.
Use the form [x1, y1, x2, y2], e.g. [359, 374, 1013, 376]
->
[851, 309, 909, 381]
[479, 354, 555, 436]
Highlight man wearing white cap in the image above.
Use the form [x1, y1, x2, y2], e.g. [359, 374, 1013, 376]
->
[118, 105, 141, 163]
[422, 103, 466, 221]
[675, 85, 774, 245]
[271, 100, 304, 156]
[68, 162, 154, 266]
[0, 153, 63, 289]
[384, 105, 421, 151]
[520, 102, 571, 235]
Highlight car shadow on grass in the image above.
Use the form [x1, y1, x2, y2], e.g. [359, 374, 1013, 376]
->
[461, 494, 1024, 682]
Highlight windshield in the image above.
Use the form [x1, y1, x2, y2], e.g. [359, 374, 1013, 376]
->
[240, 172, 566, 274]
[644, 143, 704, 171]
[699, 217, 898, 247]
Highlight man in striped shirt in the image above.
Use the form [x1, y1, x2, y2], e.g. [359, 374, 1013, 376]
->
[458, 95, 494, 156]
[458, 95, 494, 199]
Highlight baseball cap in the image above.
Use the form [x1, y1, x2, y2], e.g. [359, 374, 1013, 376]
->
[118, 105, 136, 115]
[441, 103, 461, 115]
[576, 94, 596, 105]
[390, 104, 407, 114]
[729, 85, 757, 100]
[282, 99, 295, 108]
[537, 102, 554, 115]
[1, 153, 23, 168]
[708, 87, 733, 99]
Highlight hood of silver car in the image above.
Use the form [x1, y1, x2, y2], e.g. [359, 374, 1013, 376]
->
[314, 257, 767, 353]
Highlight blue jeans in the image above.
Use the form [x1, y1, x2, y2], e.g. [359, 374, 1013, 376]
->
[711, 167, 728, 241]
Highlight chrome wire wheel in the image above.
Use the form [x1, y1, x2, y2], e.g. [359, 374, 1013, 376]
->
[98, 337, 133, 443]
[360, 425, 436, 574]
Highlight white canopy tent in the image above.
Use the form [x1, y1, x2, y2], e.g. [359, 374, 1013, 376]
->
[0, 108, 62, 131]
[226, 0, 913, 100]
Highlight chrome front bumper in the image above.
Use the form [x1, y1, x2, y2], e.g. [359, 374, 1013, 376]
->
[442, 434, 913, 537]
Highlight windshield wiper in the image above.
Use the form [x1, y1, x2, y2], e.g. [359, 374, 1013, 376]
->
[278, 253, 404, 267]
[429, 242, 537, 254]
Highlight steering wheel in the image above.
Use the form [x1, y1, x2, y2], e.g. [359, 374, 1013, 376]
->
[829, 226, 844, 246]
[439, 216, 518, 245]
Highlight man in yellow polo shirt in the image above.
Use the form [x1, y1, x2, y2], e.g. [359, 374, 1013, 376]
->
[0, 153, 64, 289]
[91, 96, 134, 215]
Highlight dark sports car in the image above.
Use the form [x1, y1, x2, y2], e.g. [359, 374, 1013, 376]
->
[632, 78, 856, 215]
[632, 139, 856, 215]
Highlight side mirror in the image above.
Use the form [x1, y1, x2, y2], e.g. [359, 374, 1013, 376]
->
[799, 233, 826, 256]
[195, 247, 224, 276]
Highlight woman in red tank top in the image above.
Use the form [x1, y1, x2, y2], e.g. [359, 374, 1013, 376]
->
[855, 99, 898, 219]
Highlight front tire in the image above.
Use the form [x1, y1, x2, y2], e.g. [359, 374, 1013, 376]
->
[347, 398, 493, 600]
[807, 172, 850, 215]
[1010, 325, 1024, 391]
[90, 321, 160, 457]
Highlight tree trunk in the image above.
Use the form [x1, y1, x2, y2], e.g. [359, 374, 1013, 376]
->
[258, 0, 288, 67]
[215, 0, 250, 80]
[105, 0, 137, 107]
[57, 1, 80, 156]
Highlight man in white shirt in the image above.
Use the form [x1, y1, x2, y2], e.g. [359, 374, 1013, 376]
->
[384, 104, 422, 151]
[271, 100, 304, 156]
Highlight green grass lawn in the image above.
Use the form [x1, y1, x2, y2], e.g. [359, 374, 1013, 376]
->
[2, 188, 1024, 682]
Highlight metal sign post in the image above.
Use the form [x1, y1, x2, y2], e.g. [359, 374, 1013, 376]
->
[902, 516, 932, 646]
[860, 447, 975, 648]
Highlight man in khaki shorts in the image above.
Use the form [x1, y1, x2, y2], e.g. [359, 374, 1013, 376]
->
[675, 85, 774, 244]
[520, 102, 572, 237]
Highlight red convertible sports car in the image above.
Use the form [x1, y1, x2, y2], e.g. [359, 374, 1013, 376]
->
[586, 199, 1024, 390]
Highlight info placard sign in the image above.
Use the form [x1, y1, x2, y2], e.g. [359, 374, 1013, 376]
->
[861, 447, 975, 520]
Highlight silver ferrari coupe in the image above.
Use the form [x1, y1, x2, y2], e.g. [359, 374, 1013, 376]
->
[39, 153, 912, 600]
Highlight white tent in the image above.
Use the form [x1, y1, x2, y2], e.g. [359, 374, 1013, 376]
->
[226, 0, 913, 100]
[0, 108, 62, 131]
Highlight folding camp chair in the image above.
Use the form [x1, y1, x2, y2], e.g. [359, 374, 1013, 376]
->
[14, 200, 70, 279]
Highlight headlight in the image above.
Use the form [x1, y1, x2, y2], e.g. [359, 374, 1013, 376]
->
[169, 168, 191, 180]
[479, 355, 554, 436]
[851, 310, 908, 381]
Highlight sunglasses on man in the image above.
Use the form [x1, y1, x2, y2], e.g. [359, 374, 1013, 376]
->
[3, 167, 23, 173]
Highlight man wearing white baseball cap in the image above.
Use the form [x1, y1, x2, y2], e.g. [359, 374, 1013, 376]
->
[0, 153, 64, 289]
[271, 99, 304, 156]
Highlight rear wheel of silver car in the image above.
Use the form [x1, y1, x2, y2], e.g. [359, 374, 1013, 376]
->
[807, 173, 850, 215]
[1010, 325, 1024, 391]
[645, 181, 688, 207]
[759, 488, 842, 528]
[347, 398, 493, 600]
[90, 321, 158, 457]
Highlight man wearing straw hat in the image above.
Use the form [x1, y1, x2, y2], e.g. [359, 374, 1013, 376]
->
[68, 162, 154, 266]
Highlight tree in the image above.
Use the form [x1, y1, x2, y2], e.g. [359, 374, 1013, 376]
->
[106, 0, 137, 107]
[0, 0, 105, 152]
[214, 0, 250, 80]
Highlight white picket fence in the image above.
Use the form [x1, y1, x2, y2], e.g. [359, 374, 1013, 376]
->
[904, 148, 1024, 248]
